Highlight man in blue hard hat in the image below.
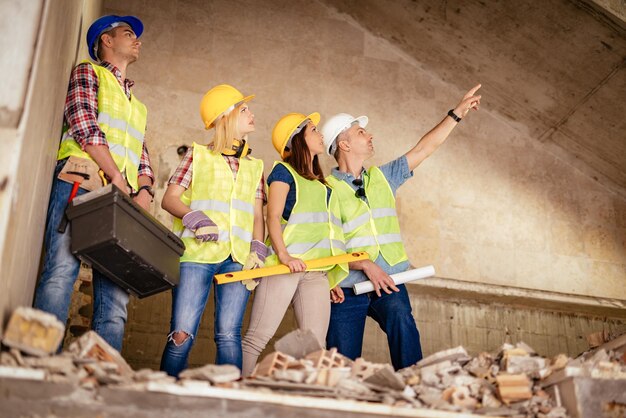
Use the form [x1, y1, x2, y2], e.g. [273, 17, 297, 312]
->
[33, 15, 154, 352]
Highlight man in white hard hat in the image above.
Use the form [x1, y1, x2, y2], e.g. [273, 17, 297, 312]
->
[34, 15, 153, 353]
[321, 84, 481, 370]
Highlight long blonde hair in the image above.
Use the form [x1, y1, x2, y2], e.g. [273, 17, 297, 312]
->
[210, 102, 246, 153]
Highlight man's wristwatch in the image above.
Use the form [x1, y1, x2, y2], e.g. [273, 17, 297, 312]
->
[137, 185, 155, 200]
[447, 109, 462, 122]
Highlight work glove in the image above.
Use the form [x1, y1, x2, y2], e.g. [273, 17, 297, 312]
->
[242, 240, 268, 291]
[182, 210, 219, 242]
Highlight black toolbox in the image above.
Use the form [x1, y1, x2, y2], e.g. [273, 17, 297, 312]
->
[67, 184, 185, 298]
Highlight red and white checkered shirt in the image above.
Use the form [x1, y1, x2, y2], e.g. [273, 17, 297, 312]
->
[169, 147, 266, 203]
[63, 61, 154, 183]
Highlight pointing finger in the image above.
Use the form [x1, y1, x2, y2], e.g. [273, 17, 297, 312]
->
[466, 83, 481, 97]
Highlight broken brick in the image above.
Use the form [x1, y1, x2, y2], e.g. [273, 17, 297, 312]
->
[179, 364, 240, 383]
[351, 357, 385, 381]
[305, 348, 345, 369]
[2, 307, 65, 356]
[496, 373, 532, 403]
[68, 331, 132, 375]
[252, 351, 293, 377]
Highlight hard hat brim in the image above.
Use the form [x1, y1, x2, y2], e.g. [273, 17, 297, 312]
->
[87, 15, 144, 61]
[324, 114, 369, 155]
[279, 112, 320, 158]
[206, 94, 255, 129]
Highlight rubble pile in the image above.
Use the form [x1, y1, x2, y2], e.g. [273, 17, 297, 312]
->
[0, 329, 175, 388]
[0, 307, 174, 388]
[241, 338, 577, 417]
[1, 308, 625, 418]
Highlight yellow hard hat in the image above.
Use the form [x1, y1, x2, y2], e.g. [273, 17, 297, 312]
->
[271, 112, 321, 158]
[199, 84, 254, 130]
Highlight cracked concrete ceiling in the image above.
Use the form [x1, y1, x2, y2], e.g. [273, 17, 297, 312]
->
[321, 0, 626, 197]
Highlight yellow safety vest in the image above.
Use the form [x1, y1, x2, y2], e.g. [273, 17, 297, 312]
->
[327, 167, 408, 266]
[265, 162, 348, 288]
[172, 143, 263, 264]
[57, 61, 147, 191]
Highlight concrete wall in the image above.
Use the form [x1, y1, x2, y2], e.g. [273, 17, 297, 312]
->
[124, 283, 626, 370]
[94, 0, 626, 368]
[102, 0, 625, 298]
[0, 0, 102, 333]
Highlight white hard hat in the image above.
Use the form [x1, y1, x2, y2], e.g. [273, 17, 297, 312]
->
[321, 113, 368, 155]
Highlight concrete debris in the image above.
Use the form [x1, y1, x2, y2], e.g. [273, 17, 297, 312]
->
[515, 341, 537, 356]
[578, 333, 626, 364]
[586, 329, 610, 348]
[504, 353, 548, 377]
[2, 310, 626, 418]
[350, 357, 385, 380]
[134, 368, 175, 383]
[1, 307, 65, 356]
[415, 345, 470, 369]
[397, 364, 420, 385]
[273, 368, 306, 383]
[274, 329, 323, 359]
[0, 365, 46, 380]
[335, 377, 374, 397]
[68, 331, 132, 375]
[315, 366, 351, 387]
[241, 333, 603, 416]
[85, 361, 132, 385]
[179, 364, 240, 384]
[23, 354, 76, 375]
[9, 348, 26, 367]
[363, 364, 405, 390]
[550, 353, 570, 372]
[0, 351, 19, 367]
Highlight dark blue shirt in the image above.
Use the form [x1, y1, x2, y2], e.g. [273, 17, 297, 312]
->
[267, 163, 331, 221]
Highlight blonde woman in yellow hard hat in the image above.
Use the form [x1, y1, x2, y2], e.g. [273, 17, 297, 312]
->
[160, 84, 267, 377]
[241, 112, 348, 376]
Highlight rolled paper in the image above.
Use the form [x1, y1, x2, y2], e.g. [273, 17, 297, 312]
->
[215, 252, 370, 284]
[352, 265, 435, 295]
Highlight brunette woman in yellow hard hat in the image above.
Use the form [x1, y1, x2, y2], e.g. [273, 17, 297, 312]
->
[241, 112, 348, 376]
[160, 84, 266, 377]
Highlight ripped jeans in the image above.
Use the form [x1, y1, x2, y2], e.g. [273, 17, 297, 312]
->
[160, 258, 249, 377]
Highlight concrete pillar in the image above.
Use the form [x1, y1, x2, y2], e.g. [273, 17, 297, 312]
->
[0, 0, 103, 333]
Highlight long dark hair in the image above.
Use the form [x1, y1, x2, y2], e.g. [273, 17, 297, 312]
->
[284, 129, 326, 184]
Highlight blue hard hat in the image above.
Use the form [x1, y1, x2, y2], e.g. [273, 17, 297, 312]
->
[86, 15, 143, 61]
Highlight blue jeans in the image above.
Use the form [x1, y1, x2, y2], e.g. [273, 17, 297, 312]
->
[34, 162, 129, 352]
[326, 284, 422, 370]
[160, 258, 250, 377]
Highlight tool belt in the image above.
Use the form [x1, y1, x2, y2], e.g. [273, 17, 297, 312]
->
[57, 156, 107, 191]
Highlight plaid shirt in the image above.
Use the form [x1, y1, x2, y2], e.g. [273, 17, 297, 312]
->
[169, 147, 266, 203]
[64, 61, 154, 183]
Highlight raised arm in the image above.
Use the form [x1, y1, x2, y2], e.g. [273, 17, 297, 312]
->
[405, 84, 481, 171]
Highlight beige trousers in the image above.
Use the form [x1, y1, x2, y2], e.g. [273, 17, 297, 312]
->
[241, 270, 330, 376]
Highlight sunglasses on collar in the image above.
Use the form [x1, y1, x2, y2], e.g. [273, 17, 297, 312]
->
[352, 178, 366, 198]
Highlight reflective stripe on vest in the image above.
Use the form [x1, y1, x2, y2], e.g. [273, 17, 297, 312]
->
[172, 143, 263, 264]
[56, 61, 147, 191]
[326, 166, 408, 267]
[265, 162, 348, 288]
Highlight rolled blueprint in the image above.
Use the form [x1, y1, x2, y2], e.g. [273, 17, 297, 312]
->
[352, 265, 435, 295]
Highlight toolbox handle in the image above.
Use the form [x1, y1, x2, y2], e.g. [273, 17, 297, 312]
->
[112, 192, 186, 252]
